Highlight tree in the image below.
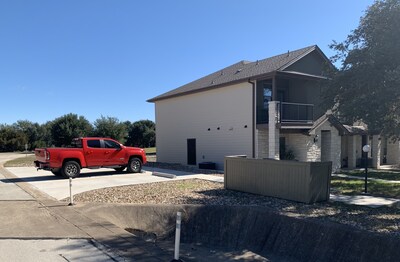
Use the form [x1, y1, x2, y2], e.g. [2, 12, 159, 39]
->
[323, 0, 400, 138]
[13, 120, 42, 150]
[126, 120, 155, 148]
[51, 113, 93, 146]
[93, 116, 127, 143]
[38, 121, 54, 147]
[0, 124, 28, 152]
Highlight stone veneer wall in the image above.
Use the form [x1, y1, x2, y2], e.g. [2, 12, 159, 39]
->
[284, 120, 341, 172]
[257, 129, 269, 159]
[257, 119, 342, 172]
[284, 133, 319, 162]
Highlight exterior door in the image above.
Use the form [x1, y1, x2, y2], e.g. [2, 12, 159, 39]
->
[321, 131, 331, 162]
[103, 139, 125, 165]
[85, 139, 104, 166]
[187, 139, 196, 165]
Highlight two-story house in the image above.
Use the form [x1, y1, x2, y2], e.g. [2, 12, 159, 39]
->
[148, 45, 400, 171]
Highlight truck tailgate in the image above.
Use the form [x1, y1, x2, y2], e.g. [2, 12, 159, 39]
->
[35, 148, 48, 162]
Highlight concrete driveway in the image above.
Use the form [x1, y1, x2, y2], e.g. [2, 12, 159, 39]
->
[5, 167, 175, 200]
[5, 166, 223, 200]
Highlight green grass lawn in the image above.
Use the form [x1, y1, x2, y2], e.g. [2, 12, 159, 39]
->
[339, 169, 400, 181]
[4, 155, 36, 167]
[331, 177, 400, 198]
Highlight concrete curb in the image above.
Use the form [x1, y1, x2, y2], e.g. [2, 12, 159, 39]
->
[152, 171, 176, 179]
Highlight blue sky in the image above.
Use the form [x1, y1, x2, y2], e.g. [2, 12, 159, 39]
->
[0, 0, 374, 125]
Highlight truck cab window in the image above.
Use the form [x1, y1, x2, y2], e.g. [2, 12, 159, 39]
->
[87, 140, 101, 148]
[70, 139, 82, 148]
[104, 140, 120, 149]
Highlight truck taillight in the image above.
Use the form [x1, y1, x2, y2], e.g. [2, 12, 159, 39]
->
[45, 151, 50, 161]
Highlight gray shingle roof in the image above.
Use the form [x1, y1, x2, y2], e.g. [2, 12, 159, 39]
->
[148, 45, 319, 102]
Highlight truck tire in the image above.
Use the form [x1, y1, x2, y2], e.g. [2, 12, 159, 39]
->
[127, 158, 142, 173]
[61, 161, 81, 178]
[51, 168, 63, 177]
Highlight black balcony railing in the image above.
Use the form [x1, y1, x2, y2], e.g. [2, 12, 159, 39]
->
[279, 102, 314, 123]
[256, 102, 314, 125]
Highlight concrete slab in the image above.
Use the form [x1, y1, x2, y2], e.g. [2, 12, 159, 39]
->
[0, 201, 88, 238]
[0, 154, 35, 201]
[0, 180, 33, 200]
[0, 239, 124, 262]
[330, 194, 400, 208]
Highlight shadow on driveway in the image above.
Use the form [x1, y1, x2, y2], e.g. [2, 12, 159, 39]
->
[1, 170, 142, 183]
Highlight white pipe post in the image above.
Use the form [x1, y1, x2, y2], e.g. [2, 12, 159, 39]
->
[174, 211, 182, 261]
[68, 177, 74, 206]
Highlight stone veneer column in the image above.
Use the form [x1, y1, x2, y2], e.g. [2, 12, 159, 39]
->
[348, 136, 357, 168]
[268, 101, 280, 159]
[372, 135, 381, 169]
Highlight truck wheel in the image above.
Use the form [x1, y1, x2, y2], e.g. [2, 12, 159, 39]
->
[62, 161, 81, 178]
[51, 168, 62, 177]
[127, 158, 142, 173]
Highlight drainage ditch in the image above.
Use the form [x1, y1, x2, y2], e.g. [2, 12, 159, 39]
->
[84, 204, 400, 262]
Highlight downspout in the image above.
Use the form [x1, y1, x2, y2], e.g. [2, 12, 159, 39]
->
[248, 79, 256, 158]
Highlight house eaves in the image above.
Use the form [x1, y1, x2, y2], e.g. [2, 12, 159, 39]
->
[276, 71, 329, 80]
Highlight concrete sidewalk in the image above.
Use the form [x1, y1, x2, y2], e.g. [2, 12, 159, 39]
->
[330, 194, 400, 208]
[331, 172, 400, 208]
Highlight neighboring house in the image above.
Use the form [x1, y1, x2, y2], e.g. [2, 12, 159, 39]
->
[148, 45, 400, 171]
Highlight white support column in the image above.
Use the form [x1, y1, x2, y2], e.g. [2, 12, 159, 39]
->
[372, 135, 381, 169]
[268, 101, 280, 160]
[348, 136, 357, 169]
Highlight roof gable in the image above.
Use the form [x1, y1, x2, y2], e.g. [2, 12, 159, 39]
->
[148, 45, 331, 102]
[282, 48, 332, 76]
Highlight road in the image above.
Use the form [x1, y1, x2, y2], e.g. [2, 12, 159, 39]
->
[0, 153, 124, 262]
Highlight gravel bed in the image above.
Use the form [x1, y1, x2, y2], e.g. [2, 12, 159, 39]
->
[72, 178, 400, 237]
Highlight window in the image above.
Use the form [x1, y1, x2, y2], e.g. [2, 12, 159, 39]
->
[70, 139, 82, 148]
[263, 83, 272, 109]
[87, 140, 101, 148]
[104, 140, 121, 149]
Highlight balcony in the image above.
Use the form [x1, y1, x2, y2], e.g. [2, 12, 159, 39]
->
[279, 102, 314, 124]
[257, 102, 314, 125]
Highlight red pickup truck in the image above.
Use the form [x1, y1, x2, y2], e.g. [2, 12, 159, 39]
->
[34, 137, 147, 178]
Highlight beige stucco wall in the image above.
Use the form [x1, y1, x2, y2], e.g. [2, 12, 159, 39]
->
[154, 82, 253, 169]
